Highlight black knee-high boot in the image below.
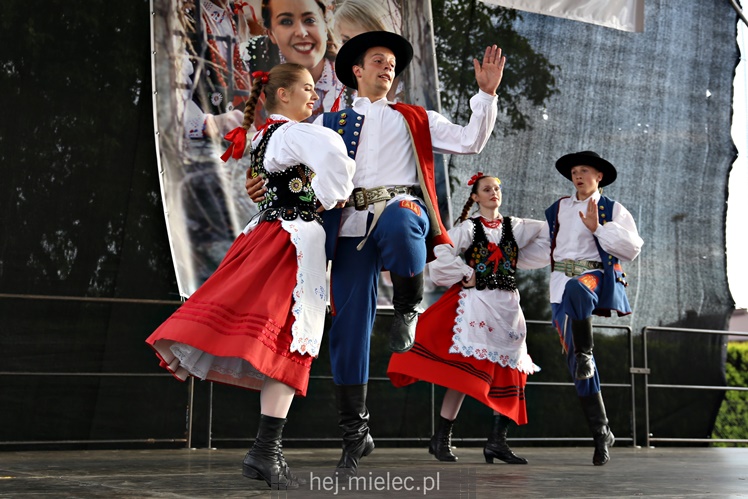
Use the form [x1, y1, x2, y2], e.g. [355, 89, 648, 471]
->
[389, 272, 424, 353]
[428, 416, 458, 462]
[579, 392, 615, 466]
[572, 317, 595, 380]
[335, 384, 375, 475]
[483, 414, 527, 464]
[242, 415, 299, 489]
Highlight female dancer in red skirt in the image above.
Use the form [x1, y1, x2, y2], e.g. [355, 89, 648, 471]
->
[387, 173, 548, 463]
[146, 63, 354, 488]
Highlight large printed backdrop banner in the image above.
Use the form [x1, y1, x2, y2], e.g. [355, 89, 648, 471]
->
[440, 0, 736, 439]
[151, 0, 443, 299]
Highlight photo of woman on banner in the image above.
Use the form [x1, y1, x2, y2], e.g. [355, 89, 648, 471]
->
[243, 0, 343, 126]
[158, 0, 445, 304]
[332, 0, 405, 102]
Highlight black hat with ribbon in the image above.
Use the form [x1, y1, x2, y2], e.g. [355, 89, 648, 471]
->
[555, 151, 617, 187]
[334, 31, 413, 90]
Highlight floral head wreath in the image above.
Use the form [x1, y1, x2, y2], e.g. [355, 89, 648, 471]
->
[251, 70, 269, 85]
[467, 172, 501, 188]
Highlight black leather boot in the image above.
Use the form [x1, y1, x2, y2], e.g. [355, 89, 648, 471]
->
[335, 384, 375, 475]
[428, 416, 458, 462]
[242, 415, 299, 489]
[483, 414, 527, 464]
[579, 392, 615, 466]
[572, 318, 595, 380]
[389, 272, 424, 353]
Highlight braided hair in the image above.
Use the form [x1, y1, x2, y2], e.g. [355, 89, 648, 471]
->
[455, 175, 501, 224]
[241, 63, 310, 130]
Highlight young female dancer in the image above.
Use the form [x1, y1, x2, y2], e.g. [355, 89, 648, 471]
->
[387, 173, 547, 463]
[146, 63, 354, 488]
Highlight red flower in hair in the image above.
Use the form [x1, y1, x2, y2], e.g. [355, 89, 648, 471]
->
[251, 70, 269, 84]
[467, 172, 485, 186]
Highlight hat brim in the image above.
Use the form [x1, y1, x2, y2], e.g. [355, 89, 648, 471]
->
[335, 31, 413, 90]
[555, 153, 617, 187]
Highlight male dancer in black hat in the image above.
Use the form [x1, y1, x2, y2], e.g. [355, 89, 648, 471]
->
[247, 30, 505, 474]
[543, 151, 643, 465]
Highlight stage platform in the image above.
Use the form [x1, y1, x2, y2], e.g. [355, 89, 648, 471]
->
[1, 446, 746, 498]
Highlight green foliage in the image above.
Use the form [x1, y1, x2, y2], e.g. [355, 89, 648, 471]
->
[712, 342, 748, 446]
[432, 0, 558, 134]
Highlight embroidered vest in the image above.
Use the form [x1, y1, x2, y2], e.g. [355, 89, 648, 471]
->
[464, 217, 518, 291]
[322, 109, 364, 160]
[250, 123, 320, 223]
[545, 195, 631, 317]
[320, 105, 452, 260]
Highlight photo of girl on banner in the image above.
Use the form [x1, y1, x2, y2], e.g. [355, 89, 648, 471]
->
[151, 0, 443, 299]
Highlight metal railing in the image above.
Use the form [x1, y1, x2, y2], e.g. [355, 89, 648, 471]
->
[1, 291, 745, 449]
[641, 326, 748, 448]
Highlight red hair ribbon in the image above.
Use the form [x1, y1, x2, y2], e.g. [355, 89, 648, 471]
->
[251, 70, 269, 85]
[467, 172, 485, 186]
[220, 126, 248, 162]
[233, 1, 248, 15]
[252, 118, 289, 141]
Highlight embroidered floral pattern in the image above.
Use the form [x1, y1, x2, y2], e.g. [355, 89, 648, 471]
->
[284, 221, 327, 358]
[289, 178, 303, 193]
[448, 284, 538, 374]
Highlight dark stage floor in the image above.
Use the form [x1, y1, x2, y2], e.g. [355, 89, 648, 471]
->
[1, 446, 746, 498]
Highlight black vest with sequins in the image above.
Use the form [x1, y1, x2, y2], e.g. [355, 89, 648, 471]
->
[463, 217, 518, 291]
[250, 122, 321, 223]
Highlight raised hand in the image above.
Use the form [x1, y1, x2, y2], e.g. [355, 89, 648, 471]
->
[473, 45, 505, 96]
[579, 198, 599, 233]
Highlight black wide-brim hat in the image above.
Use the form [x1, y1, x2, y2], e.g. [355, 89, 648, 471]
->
[555, 151, 617, 187]
[334, 31, 413, 90]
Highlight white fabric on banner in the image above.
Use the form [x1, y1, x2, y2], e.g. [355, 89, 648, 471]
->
[478, 0, 645, 32]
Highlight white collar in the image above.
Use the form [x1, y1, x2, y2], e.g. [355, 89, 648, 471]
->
[569, 189, 601, 204]
[352, 95, 392, 113]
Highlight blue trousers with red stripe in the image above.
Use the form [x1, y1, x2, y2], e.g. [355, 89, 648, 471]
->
[551, 270, 605, 397]
[328, 200, 429, 385]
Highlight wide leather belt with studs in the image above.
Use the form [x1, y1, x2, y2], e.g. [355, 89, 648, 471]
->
[553, 259, 603, 277]
[346, 185, 415, 211]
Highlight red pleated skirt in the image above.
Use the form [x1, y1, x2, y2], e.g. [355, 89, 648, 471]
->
[387, 284, 529, 424]
[146, 221, 314, 396]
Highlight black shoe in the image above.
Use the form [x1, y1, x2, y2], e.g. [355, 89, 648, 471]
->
[575, 352, 595, 380]
[484, 414, 527, 464]
[571, 318, 595, 380]
[428, 416, 458, 462]
[389, 310, 418, 353]
[579, 392, 615, 466]
[335, 384, 375, 475]
[592, 425, 615, 466]
[389, 272, 424, 353]
[242, 415, 299, 489]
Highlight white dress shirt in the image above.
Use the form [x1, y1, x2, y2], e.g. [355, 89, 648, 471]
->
[313, 90, 498, 236]
[533, 190, 643, 304]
